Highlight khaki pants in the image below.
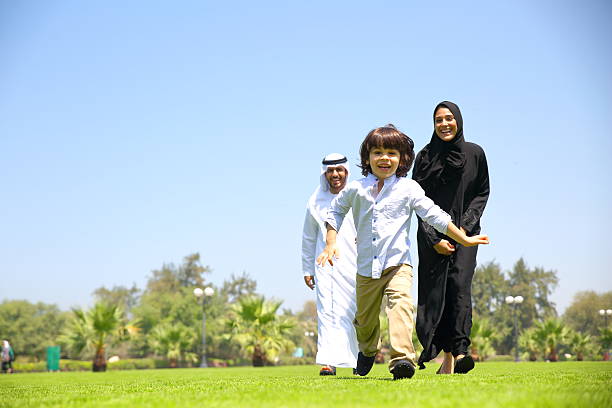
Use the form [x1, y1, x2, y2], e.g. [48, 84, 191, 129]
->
[354, 264, 416, 370]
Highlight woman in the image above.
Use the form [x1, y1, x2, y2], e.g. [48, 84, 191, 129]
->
[412, 101, 490, 374]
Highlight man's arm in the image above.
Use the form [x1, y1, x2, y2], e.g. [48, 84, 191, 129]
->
[301, 210, 318, 288]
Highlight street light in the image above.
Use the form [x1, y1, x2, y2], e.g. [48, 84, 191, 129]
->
[598, 309, 612, 327]
[304, 331, 315, 358]
[506, 295, 524, 362]
[194, 287, 215, 368]
[598, 308, 611, 361]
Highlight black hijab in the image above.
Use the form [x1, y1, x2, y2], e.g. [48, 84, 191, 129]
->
[413, 101, 466, 192]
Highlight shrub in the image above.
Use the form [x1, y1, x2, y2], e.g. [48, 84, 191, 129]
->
[12, 358, 171, 372]
[485, 354, 514, 362]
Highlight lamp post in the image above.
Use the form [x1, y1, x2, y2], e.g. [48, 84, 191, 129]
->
[505, 295, 524, 362]
[194, 287, 215, 368]
[598, 308, 611, 361]
[598, 309, 612, 327]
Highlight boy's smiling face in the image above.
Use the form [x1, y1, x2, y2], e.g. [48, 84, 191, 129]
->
[368, 146, 400, 180]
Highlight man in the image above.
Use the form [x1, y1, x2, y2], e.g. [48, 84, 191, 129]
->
[301, 153, 358, 375]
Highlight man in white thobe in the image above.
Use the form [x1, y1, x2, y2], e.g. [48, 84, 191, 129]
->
[301, 153, 358, 375]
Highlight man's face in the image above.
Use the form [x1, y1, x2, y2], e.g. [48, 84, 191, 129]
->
[325, 165, 347, 194]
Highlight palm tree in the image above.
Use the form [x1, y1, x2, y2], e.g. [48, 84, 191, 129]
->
[598, 328, 612, 361]
[60, 302, 126, 371]
[224, 295, 295, 366]
[533, 318, 569, 362]
[149, 323, 198, 368]
[567, 330, 592, 361]
[470, 319, 497, 361]
[519, 328, 543, 361]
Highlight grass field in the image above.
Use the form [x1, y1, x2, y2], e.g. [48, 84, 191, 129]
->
[0, 362, 610, 408]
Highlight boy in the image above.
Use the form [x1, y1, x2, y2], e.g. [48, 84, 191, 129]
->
[317, 125, 489, 380]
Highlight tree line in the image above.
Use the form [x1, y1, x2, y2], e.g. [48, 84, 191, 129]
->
[0, 254, 610, 371]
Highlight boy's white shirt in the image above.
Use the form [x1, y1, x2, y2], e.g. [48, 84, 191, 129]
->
[326, 173, 451, 279]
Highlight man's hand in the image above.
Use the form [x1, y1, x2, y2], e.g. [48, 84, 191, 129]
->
[317, 244, 339, 267]
[433, 239, 455, 255]
[304, 276, 315, 290]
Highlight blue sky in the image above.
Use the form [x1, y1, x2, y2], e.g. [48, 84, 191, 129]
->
[1, 0, 611, 314]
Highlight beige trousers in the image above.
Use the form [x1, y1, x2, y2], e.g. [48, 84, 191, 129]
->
[354, 264, 416, 370]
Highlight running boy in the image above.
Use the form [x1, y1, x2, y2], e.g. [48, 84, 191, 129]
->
[317, 125, 489, 380]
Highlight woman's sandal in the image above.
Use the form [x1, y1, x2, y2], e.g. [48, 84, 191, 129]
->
[454, 355, 475, 374]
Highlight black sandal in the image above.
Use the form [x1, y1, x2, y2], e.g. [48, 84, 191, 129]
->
[454, 355, 475, 374]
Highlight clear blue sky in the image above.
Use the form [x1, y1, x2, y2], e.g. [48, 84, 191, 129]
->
[1, 0, 611, 314]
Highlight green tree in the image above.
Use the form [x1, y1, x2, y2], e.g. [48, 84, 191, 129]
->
[0, 300, 68, 361]
[597, 327, 612, 360]
[532, 318, 568, 362]
[567, 330, 593, 361]
[289, 301, 317, 359]
[472, 261, 508, 319]
[507, 259, 558, 326]
[563, 291, 612, 337]
[470, 318, 498, 361]
[60, 302, 127, 371]
[93, 284, 140, 319]
[221, 272, 258, 304]
[224, 296, 295, 366]
[130, 253, 212, 356]
[492, 259, 559, 354]
[519, 328, 542, 361]
[149, 323, 198, 367]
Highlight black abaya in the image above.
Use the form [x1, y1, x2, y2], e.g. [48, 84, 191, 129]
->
[412, 101, 490, 368]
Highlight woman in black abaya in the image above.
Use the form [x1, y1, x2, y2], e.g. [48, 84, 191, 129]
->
[413, 101, 489, 374]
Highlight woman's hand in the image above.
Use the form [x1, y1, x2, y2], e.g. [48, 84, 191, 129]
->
[304, 276, 315, 290]
[317, 244, 339, 267]
[433, 239, 455, 255]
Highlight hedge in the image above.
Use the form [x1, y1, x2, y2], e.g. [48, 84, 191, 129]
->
[12, 358, 169, 373]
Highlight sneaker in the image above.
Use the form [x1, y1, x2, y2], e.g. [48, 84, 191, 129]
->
[391, 360, 415, 380]
[319, 365, 336, 376]
[454, 355, 474, 374]
[355, 352, 376, 376]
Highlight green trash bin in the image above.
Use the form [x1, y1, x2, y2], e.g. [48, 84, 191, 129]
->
[46, 346, 60, 372]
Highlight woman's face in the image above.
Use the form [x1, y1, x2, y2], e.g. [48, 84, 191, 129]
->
[434, 107, 458, 142]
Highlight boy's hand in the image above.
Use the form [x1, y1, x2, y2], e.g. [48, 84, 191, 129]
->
[463, 234, 490, 247]
[317, 245, 340, 267]
[433, 240, 455, 255]
[304, 276, 315, 290]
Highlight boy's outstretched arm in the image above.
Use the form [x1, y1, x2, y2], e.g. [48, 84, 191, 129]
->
[445, 222, 490, 247]
[316, 223, 340, 266]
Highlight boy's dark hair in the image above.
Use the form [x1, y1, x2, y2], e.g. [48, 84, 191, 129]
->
[358, 124, 415, 177]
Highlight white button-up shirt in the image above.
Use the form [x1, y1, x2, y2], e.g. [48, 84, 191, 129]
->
[326, 174, 451, 279]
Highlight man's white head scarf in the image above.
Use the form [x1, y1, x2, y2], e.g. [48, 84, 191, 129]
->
[308, 153, 350, 231]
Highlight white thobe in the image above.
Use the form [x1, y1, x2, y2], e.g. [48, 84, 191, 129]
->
[302, 189, 358, 368]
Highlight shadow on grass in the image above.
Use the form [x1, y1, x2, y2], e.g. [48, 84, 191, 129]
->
[334, 376, 394, 381]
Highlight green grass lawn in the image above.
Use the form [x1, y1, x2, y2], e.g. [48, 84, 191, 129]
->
[0, 362, 610, 408]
